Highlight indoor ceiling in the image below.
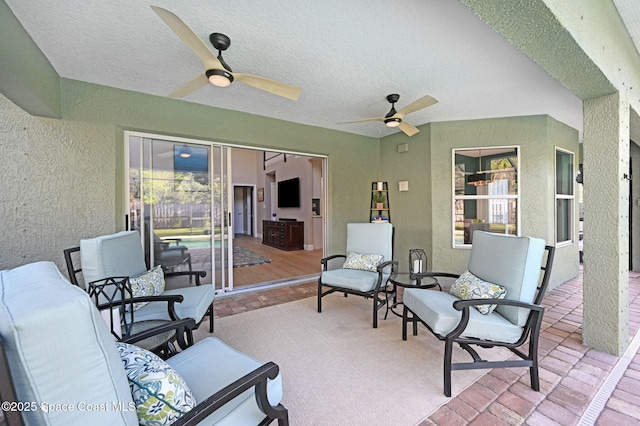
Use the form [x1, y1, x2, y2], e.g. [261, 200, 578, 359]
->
[4, 1, 638, 139]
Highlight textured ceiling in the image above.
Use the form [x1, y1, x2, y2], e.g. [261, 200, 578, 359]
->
[613, 0, 640, 57]
[6, 0, 621, 139]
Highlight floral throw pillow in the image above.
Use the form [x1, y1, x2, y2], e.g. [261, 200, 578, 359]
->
[342, 251, 384, 272]
[116, 342, 196, 426]
[450, 270, 507, 315]
[129, 266, 165, 310]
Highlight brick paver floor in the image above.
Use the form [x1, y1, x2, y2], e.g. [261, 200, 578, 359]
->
[212, 269, 640, 425]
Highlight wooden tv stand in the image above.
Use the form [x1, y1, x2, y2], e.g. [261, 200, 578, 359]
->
[262, 220, 304, 251]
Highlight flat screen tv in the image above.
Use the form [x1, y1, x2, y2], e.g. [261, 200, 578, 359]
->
[277, 177, 300, 208]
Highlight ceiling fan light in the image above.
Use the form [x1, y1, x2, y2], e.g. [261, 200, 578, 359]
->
[384, 118, 401, 128]
[178, 146, 192, 158]
[206, 69, 234, 87]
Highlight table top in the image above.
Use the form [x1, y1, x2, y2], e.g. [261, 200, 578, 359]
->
[389, 272, 439, 289]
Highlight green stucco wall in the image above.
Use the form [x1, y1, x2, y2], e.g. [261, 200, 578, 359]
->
[0, 78, 380, 273]
[380, 125, 433, 272]
[424, 115, 579, 288]
[0, 0, 60, 118]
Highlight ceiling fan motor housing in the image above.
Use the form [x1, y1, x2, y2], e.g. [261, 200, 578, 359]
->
[209, 32, 231, 51]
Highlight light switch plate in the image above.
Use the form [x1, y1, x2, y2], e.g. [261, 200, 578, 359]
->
[399, 181, 409, 191]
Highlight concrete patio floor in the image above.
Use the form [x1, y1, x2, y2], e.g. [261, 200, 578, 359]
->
[212, 267, 640, 425]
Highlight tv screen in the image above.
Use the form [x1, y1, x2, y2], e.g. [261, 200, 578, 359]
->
[277, 177, 300, 208]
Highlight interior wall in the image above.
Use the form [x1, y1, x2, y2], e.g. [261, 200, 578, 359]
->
[262, 155, 313, 246]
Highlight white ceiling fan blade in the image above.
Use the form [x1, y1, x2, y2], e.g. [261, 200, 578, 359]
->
[398, 121, 420, 137]
[233, 73, 302, 101]
[396, 95, 439, 117]
[337, 117, 386, 124]
[168, 74, 209, 98]
[151, 6, 221, 70]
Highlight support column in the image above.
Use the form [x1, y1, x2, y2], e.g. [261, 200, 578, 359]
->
[583, 93, 630, 355]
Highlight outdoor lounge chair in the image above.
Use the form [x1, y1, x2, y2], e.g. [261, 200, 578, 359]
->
[318, 222, 397, 328]
[143, 220, 193, 273]
[0, 261, 288, 425]
[64, 230, 215, 333]
[402, 231, 555, 397]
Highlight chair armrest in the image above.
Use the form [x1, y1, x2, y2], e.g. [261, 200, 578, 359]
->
[96, 293, 185, 322]
[162, 238, 183, 246]
[447, 298, 545, 341]
[453, 298, 544, 312]
[376, 260, 398, 275]
[171, 362, 288, 426]
[165, 270, 207, 285]
[123, 317, 196, 350]
[320, 254, 346, 270]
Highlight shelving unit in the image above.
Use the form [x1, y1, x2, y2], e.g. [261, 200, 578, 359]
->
[370, 181, 390, 223]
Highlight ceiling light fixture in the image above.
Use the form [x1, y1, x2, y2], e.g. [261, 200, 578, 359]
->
[178, 145, 192, 158]
[206, 69, 234, 87]
[384, 117, 401, 127]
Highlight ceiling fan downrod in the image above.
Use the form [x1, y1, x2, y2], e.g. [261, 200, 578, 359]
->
[384, 94, 401, 126]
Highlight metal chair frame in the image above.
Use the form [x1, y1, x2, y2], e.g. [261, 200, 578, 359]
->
[402, 245, 555, 397]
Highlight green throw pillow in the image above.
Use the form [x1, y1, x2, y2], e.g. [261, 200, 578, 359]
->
[450, 270, 507, 315]
[343, 251, 384, 272]
[116, 342, 195, 425]
[129, 266, 165, 310]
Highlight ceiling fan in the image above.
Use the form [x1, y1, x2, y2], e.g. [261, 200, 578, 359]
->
[339, 94, 438, 137]
[150, 6, 302, 101]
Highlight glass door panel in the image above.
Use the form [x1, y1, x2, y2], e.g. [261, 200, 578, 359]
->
[127, 134, 232, 292]
[211, 146, 233, 292]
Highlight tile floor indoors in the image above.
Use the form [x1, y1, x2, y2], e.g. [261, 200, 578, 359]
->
[211, 269, 640, 425]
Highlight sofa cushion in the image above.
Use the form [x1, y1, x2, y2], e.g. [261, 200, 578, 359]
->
[116, 342, 196, 425]
[0, 261, 137, 425]
[167, 337, 283, 425]
[80, 230, 148, 286]
[130, 266, 166, 310]
[467, 231, 545, 326]
[343, 251, 384, 272]
[320, 268, 389, 293]
[133, 284, 214, 324]
[346, 223, 393, 263]
[404, 288, 524, 344]
[450, 270, 507, 315]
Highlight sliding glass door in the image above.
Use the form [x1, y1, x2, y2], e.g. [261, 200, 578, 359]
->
[126, 133, 233, 293]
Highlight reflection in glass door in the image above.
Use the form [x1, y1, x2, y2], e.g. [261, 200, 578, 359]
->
[211, 145, 233, 292]
[126, 133, 232, 293]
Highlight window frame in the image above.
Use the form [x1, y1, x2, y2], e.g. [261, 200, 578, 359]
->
[555, 147, 575, 246]
[451, 146, 521, 248]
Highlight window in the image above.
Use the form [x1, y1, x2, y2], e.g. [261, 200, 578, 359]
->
[453, 147, 519, 247]
[555, 148, 574, 245]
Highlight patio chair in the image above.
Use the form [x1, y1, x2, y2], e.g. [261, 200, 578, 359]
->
[402, 231, 555, 397]
[142, 220, 193, 273]
[318, 222, 398, 328]
[86, 274, 196, 359]
[64, 230, 215, 333]
[0, 261, 288, 426]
